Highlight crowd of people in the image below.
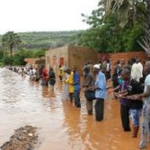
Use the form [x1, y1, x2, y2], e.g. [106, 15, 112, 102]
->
[8, 65, 56, 89]
[110, 57, 150, 149]
[7, 56, 150, 149]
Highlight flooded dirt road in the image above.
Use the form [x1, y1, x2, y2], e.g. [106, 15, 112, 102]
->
[0, 68, 148, 150]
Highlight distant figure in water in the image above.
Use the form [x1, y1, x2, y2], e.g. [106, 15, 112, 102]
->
[18, 68, 25, 77]
[72, 66, 81, 107]
[49, 67, 56, 92]
[59, 65, 63, 81]
[62, 67, 70, 101]
[65, 69, 74, 103]
[42, 66, 48, 86]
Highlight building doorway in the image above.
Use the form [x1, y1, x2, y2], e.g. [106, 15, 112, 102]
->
[60, 57, 64, 66]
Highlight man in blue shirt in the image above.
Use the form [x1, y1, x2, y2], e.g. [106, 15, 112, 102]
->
[93, 64, 107, 121]
[72, 66, 81, 107]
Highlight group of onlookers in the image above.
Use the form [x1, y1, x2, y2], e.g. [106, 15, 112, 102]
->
[59, 62, 107, 122]
[8, 56, 150, 149]
[8, 65, 57, 90]
[34, 65, 56, 90]
[8, 66, 41, 81]
[83, 63, 107, 121]
[82, 57, 150, 149]
[111, 57, 150, 149]
[60, 65, 81, 107]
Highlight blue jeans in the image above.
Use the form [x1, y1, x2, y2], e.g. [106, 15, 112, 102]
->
[74, 91, 81, 107]
[129, 109, 141, 127]
[139, 101, 150, 148]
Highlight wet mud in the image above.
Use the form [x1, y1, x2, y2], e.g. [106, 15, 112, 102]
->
[0, 126, 38, 150]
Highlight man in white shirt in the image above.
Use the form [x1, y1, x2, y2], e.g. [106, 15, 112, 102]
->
[131, 58, 139, 82]
[133, 61, 150, 149]
[136, 58, 143, 82]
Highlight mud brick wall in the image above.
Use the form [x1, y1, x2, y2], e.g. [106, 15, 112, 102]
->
[46, 46, 146, 76]
[110, 51, 146, 74]
[46, 46, 98, 75]
[97, 53, 110, 61]
[68, 46, 98, 75]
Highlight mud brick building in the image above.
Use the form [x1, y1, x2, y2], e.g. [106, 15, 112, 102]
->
[46, 44, 146, 76]
[45, 46, 98, 75]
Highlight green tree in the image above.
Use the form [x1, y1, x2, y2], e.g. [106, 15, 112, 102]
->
[104, 0, 150, 54]
[2, 31, 21, 61]
[31, 49, 45, 58]
[79, 0, 146, 52]
[0, 49, 3, 60]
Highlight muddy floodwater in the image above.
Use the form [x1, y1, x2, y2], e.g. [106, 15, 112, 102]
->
[0, 68, 149, 150]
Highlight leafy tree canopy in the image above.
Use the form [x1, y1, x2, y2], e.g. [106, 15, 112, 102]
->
[79, 0, 147, 53]
[2, 31, 21, 57]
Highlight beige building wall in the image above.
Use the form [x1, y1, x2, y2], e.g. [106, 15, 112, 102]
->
[68, 46, 98, 75]
[46, 45, 98, 76]
[45, 46, 69, 74]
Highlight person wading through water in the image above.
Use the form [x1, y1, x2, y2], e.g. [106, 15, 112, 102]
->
[130, 61, 150, 149]
[93, 64, 107, 121]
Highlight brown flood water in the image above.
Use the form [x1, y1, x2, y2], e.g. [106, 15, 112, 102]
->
[0, 68, 149, 150]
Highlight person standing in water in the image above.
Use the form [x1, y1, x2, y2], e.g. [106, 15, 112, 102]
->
[93, 64, 107, 121]
[59, 65, 63, 81]
[49, 67, 56, 92]
[62, 67, 70, 101]
[131, 61, 150, 149]
[120, 69, 143, 137]
[115, 69, 131, 131]
[42, 66, 48, 86]
[65, 69, 74, 103]
[83, 66, 95, 115]
[72, 66, 81, 107]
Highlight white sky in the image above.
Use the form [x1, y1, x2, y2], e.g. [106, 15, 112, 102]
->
[0, 0, 99, 34]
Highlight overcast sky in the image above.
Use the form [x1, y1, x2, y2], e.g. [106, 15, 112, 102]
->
[0, 0, 99, 34]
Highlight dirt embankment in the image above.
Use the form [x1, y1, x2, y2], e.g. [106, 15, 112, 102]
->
[0, 125, 38, 150]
